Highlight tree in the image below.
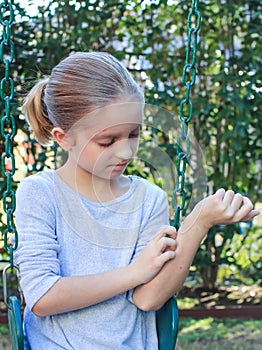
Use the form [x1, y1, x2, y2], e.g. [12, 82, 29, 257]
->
[1, 0, 261, 288]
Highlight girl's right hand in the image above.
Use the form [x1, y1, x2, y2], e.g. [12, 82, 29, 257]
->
[187, 188, 260, 233]
[130, 225, 177, 285]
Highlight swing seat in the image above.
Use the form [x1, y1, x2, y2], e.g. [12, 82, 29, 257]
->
[156, 296, 179, 350]
[4, 283, 178, 350]
[7, 296, 24, 350]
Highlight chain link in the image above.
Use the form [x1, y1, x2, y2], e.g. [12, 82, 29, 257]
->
[171, 0, 201, 229]
[0, 0, 17, 268]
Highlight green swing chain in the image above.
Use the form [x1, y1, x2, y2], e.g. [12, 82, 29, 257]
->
[157, 3, 202, 349]
[0, 0, 20, 306]
[171, 0, 201, 230]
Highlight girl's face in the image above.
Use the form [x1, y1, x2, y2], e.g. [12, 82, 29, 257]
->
[67, 100, 144, 180]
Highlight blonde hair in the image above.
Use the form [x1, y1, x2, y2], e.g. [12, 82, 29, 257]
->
[22, 52, 144, 145]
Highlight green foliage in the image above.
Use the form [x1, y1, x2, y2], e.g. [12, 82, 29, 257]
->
[193, 223, 262, 288]
[0, 0, 261, 287]
[192, 224, 237, 289]
[219, 225, 262, 285]
[0, 324, 9, 335]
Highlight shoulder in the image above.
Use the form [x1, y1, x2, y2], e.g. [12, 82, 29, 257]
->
[127, 175, 168, 212]
[128, 175, 166, 197]
[127, 176, 170, 233]
[17, 170, 55, 199]
[18, 170, 54, 186]
[16, 171, 57, 222]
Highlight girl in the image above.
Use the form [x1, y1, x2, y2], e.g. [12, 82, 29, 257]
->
[15, 52, 259, 349]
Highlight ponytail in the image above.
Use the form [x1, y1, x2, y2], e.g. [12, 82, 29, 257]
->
[22, 78, 54, 146]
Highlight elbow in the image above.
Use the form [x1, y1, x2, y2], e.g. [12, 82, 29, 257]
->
[32, 306, 45, 318]
[32, 300, 51, 318]
[137, 302, 164, 312]
[133, 297, 164, 312]
[144, 303, 164, 312]
[132, 286, 164, 311]
[133, 287, 183, 312]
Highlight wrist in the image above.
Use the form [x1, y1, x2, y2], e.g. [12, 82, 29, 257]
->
[179, 209, 210, 240]
[127, 262, 144, 288]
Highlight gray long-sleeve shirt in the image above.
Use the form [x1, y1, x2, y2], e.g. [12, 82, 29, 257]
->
[15, 170, 169, 349]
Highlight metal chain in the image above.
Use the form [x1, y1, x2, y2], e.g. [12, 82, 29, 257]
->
[171, 0, 201, 230]
[0, 0, 17, 268]
[1, 7, 25, 349]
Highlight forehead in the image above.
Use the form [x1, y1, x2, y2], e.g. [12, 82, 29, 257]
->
[71, 101, 144, 135]
[94, 123, 140, 141]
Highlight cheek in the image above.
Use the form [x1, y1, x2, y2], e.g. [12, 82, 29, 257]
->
[130, 138, 140, 153]
[77, 143, 98, 164]
[83, 145, 112, 166]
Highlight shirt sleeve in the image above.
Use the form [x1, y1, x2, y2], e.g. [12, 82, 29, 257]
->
[127, 182, 170, 303]
[133, 185, 169, 259]
[14, 176, 61, 311]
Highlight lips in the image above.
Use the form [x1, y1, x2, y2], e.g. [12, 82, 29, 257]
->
[114, 163, 128, 170]
[116, 161, 128, 167]
[112, 161, 129, 171]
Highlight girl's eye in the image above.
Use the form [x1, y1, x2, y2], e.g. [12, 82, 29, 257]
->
[97, 128, 140, 147]
[129, 128, 141, 139]
[98, 138, 116, 148]
[129, 133, 139, 138]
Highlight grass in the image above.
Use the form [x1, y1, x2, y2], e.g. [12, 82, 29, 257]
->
[1, 318, 262, 350]
[176, 318, 262, 350]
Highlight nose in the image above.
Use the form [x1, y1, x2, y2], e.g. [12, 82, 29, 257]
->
[115, 138, 136, 161]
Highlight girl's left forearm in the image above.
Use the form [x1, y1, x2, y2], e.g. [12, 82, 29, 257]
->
[132, 215, 207, 311]
[132, 189, 259, 311]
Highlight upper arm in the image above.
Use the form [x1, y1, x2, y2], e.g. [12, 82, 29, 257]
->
[131, 187, 169, 261]
[14, 177, 61, 311]
[127, 185, 170, 307]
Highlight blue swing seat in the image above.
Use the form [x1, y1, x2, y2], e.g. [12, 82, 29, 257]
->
[7, 296, 24, 350]
[156, 296, 179, 350]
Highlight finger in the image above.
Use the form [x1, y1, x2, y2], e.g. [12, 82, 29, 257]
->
[163, 226, 177, 236]
[231, 193, 244, 210]
[163, 236, 177, 252]
[153, 225, 177, 240]
[240, 209, 260, 222]
[223, 190, 235, 206]
[159, 236, 177, 252]
[215, 188, 226, 199]
[167, 232, 177, 240]
[234, 196, 253, 221]
[156, 250, 176, 267]
[152, 225, 169, 239]
[165, 240, 177, 252]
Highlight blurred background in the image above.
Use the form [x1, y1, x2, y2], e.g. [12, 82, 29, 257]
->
[0, 1, 261, 349]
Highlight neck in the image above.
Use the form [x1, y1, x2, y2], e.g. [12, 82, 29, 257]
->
[56, 161, 130, 203]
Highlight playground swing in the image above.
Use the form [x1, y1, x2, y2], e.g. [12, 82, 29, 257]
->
[0, 1, 201, 349]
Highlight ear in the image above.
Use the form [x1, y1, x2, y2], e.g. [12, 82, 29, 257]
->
[51, 127, 75, 151]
